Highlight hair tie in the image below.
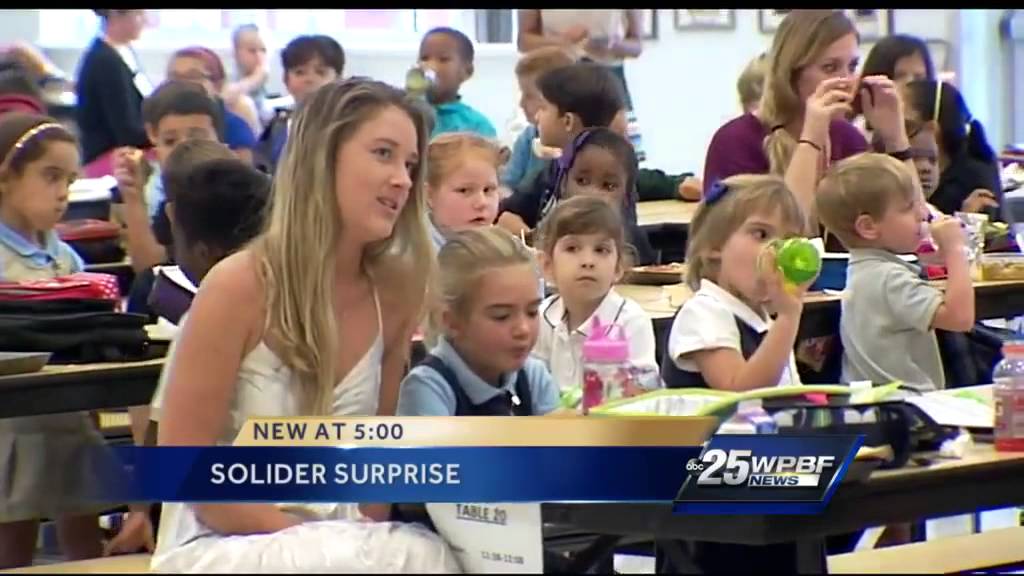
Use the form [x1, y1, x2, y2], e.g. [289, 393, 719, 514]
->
[770, 124, 786, 133]
[1, 122, 62, 170]
[704, 180, 730, 205]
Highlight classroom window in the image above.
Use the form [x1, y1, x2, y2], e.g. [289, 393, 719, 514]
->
[35, 9, 514, 50]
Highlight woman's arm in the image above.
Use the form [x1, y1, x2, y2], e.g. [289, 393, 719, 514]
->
[611, 10, 643, 59]
[158, 252, 303, 535]
[785, 77, 855, 228]
[517, 10, 587, 53]
[785, 141, 825, 229]
[378, 296, 421, 417]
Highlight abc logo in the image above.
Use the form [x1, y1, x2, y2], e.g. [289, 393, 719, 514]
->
[685, 458, 704, 476]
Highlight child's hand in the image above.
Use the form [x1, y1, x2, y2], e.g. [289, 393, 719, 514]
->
[961, 189, 999, 213]
[113, 147, 145, 205]
[759, 247, 810, 319]
[102, 511, 154, 556]
[497, 212, 530, 237]
[930, 215, 966, 256]
[358, 502, 392, 523]
[677, 177, 702, 202]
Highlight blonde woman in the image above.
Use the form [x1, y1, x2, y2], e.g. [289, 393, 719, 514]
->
[150, 78, 457, 572]
[702, 10, 912, 230]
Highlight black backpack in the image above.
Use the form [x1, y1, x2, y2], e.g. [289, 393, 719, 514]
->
[0, 299, 155, 363]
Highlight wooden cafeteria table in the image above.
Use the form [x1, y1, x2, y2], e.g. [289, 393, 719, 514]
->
[541, 444, 1024, 573]
[619, 277, 1024, 341]
[0, 357, 165, 419]
[637, 199, 699, 228]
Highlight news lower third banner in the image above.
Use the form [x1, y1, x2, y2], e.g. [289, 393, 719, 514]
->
[674, 434, 864, 514]
[87, 417, 861, 513]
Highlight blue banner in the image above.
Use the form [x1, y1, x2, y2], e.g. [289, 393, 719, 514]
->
[91, 446, 703, 503]
[673, 434, 862, 514]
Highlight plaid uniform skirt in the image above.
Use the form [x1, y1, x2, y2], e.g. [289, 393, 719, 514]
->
[0, 413, 113, 522]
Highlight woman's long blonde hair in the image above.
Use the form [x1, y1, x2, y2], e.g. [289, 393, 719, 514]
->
[252, 78, 433, 414]
[760, 10, 857, 176]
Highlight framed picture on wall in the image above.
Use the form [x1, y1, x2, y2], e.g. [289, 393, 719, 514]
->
[639, 9, 658, 40]
[927, 39, 952, 77]
[844, 9, 891, 41]
[758, 9, 791, 33]
[674, 9, 735, 30]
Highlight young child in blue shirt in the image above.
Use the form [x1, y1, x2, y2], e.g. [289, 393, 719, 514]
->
[255, 34, 344, 173]
[166, 46, 257, 162]
[398, 226, 559, 416]
[0, 113, 106, 568]
[112, 80, 222, 274]
[497, 62, 694, 243]
[502, 46, 577, 190]
[418, 27, 496, 139]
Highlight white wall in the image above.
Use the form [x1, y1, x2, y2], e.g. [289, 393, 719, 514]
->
[6, 10, 1014, 174]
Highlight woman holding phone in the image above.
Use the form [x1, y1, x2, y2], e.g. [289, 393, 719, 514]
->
[701, 10, 914, 231]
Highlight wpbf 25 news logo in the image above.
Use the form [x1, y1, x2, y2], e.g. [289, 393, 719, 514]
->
[673, 434, 863, 514]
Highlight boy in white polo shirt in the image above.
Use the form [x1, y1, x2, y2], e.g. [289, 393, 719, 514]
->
[816, 153, 974, 392]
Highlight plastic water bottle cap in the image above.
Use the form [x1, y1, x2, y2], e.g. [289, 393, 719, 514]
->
[582, 317, 629, 363]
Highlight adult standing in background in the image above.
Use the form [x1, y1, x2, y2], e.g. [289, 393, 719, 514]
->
[517, 9, 647, 162]
[225, 24, 270, 129]
[702, 10, 912, 231]
[76, 9, 151, 166]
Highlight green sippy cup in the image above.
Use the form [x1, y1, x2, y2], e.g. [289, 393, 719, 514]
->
[763, 237, 822, 288]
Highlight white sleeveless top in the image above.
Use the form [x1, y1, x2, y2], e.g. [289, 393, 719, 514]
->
[539, 9, 627, 66]
[153, 289, 384, 555]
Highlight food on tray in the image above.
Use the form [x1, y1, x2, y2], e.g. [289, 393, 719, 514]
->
[981, 256, 1024, 281]
[633, 262, 685, 274]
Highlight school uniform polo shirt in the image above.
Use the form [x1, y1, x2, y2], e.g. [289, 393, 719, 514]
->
[397, 337, 559, 416]
[666, 279, 802, 387]
[431, 99, 497, 139]
[533, 288, 658, 391]
[841, 249, 945, 391]
[0, 222, 83, 281]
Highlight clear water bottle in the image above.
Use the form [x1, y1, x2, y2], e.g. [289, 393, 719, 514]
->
[405, 66, 435, 99]
[994, 342, 1024, 451]
[580, 318, 630, 415]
